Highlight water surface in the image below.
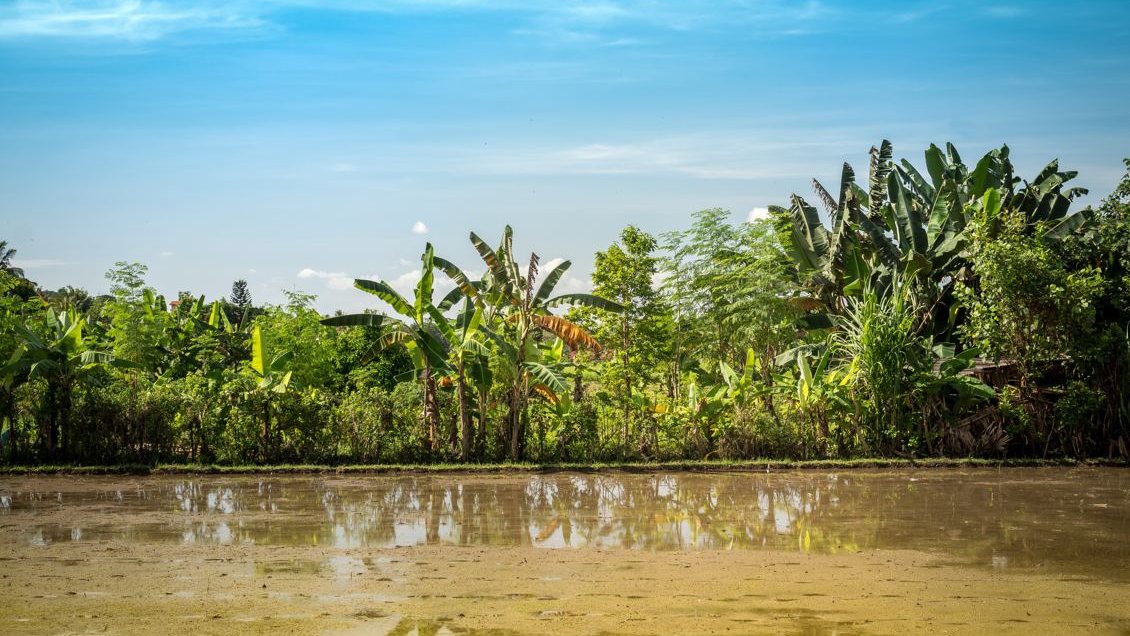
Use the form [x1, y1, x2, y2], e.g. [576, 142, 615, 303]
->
[3, 467, 1127, 581]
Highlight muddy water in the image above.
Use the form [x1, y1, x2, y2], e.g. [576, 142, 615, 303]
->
[1, 468, 1127, 634]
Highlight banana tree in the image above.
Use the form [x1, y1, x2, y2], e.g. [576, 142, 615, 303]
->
[427, 297, 494, 460]
[776, 140, 1095, 342]
[2, 309, 112, 460]
[455, 225, 621, 460]
[246, 324, 294, 462]
[322, 243, 451, 454]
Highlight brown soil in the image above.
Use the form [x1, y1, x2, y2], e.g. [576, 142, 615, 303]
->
[2, 538, 1128, 635]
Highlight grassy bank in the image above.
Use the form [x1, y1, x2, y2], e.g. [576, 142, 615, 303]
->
[1, 457, 1127, 476]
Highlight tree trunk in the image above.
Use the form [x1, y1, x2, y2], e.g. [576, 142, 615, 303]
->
[262, 396, 271, 463]
[476, 389, 488, 459]
[621, 317, 631, 456]
[570, 347, 584, 403]
[2, 389, 16, 464]
[458, 361, 473, 461]
[508, 384, 521, 461]
[422, 365, 440, 454]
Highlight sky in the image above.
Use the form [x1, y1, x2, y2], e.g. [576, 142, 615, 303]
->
[2, 0, 1129, 313]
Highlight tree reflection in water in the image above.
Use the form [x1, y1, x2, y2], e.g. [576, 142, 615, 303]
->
[3, 470, 1127, 580]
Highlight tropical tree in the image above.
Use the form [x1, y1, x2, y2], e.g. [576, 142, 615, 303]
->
[450, 226, 620, 460]
[585, 226, 670, 454]
[776, 141, 1095, 341]
[957, 190, 1102, 454]
[246, 324, 294, 461]
[429, 297, 490, 460]
[2, 308, 111, 460]
[0, 240, 23, 279]
[661, 210, 800, 410]
[322, 244, 452, 454]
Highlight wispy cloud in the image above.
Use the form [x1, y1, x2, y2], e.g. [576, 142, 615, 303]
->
[982, 5, 1024, 18]
[891, 4, 947, 24]
[0, 1, 263, 41]
[0, 0, 837, 43]
[447, 128, 884, 180]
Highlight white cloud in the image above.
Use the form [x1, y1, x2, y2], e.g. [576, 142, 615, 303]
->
[160, 250, 174, 257]
[746, 207, 770, 222]
[387, 268, 456, 305]
[538, 257, 590, 295]
[297, 267, 354, 290]
[411, 220, 428, 234]
[296, 265, 465, 311]
[554, 273, 590, 295]
[248, 268, 257, 273]
[543, 257, 567, 272]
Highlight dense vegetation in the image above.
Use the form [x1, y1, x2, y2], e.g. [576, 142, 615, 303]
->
[3, 141, 1130, 466]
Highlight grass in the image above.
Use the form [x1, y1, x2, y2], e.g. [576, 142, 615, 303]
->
[1, 457, 1126, 476]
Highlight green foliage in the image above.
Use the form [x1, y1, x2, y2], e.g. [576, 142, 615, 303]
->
[582, 225, 671, 455]
[835, 281, 930, 451]
[958, 193, 1102, 368]
[2, 150, 1128, 466]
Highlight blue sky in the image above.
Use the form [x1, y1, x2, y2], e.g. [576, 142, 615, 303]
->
[2, 0, 1129, 312]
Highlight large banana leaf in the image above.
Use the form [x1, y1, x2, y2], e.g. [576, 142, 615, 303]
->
[355, 279, 413, 317]
[433, 255, 479, 299]
[544, 293, 624, 313]
[856, 214, 901, 269]
[533, 259, 571, 307]
[415, 243, 435, 324]
[1045, 207, 1094, 240]
[868, 140, 893, 217]
[250, 326, 266, 376]
[532, 314, 601, 351]
[470, 230, 513, 299]
[321, 313, 385, 328]
[523, 361, 566, 395]
[466, 353, 493, 392]
[924, 144, 947, 188]
[787, 195, 830, 272]
[425, 304, 458, 346]
[887, 176, 927, 254]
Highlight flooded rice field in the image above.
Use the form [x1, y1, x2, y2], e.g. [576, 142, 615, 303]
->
[1, 467, 1128, 634]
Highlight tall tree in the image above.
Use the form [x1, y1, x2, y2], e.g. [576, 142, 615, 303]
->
[0, 241, 24, 279]
[588, 226, 669, 454]
[2, 308, 111, 460]
[230, 280, 252, 310]
[456, 225, 620, 460]
[777, 140, 1094, 342]
[322, 244, 449, 454]
[661, 210, 799, 399]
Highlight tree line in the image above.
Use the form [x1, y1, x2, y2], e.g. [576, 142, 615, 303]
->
[2, 141, 1129, 465]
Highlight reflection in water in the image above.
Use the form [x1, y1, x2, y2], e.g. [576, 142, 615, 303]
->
[1, 469, 1128, 580]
